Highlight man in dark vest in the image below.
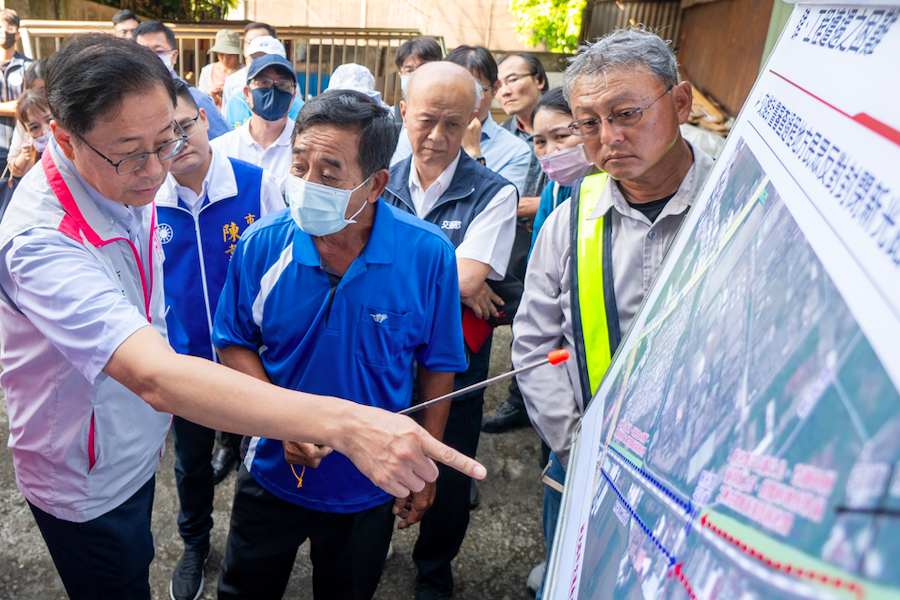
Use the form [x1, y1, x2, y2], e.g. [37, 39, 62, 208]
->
[383, 61, 518, 600]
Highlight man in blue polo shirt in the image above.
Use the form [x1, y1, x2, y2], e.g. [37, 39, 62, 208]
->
[213, 89, 466, 600]
[156, 79, 284, 600]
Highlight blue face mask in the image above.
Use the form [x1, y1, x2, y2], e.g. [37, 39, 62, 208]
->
[287, 174, 372, 237]
[251, 87, 293, 121]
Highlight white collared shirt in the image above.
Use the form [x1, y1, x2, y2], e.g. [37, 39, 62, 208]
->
[210, 118, 294, 194]
[156, 147, 284, 216]
[408, 151, 518, 280]
[408, 151, 461, 218]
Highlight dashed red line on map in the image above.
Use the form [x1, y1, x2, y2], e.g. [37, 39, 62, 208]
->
[668, 563, 697, 600]
[700, 514, 865, 600]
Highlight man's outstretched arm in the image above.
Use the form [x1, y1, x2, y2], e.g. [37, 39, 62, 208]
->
[104, 326, 486, 498]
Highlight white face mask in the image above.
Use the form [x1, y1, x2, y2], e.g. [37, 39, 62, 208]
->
[32, 131, 52, 153]
[286, 174, 372, 237]
[400, 74, 412, 93]
[159, 51, 175, 74]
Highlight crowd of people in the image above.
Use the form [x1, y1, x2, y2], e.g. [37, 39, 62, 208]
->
[0, 8, 717, 600]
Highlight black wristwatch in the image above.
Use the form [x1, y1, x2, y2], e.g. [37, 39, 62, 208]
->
[474, 156, 486, 166]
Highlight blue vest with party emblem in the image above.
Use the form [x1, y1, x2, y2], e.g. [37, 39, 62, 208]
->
[157, 157, 265, 361]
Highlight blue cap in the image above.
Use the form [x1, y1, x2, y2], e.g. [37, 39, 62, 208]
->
[247, 54, 297, 83]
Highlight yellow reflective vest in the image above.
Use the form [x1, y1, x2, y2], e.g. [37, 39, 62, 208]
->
[570, 173, 622, 404]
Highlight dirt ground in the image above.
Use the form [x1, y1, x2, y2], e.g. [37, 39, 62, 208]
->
[0, 325, 549, 600]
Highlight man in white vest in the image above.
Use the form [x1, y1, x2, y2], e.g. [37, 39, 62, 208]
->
[0, 33, 484, 600]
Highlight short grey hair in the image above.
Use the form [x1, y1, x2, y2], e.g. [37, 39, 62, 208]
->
[563, 28, 678, 100]
[403, 67, 484, 108]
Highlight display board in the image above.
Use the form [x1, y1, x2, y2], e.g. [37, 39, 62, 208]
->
[547, 4, 900, 599]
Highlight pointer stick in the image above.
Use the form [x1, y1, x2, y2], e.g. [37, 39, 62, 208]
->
[400, 349, 570, 416]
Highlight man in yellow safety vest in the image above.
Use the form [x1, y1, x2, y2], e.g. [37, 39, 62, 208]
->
[511, 28, 715, 596]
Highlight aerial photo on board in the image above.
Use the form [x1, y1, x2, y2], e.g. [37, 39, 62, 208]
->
[577, 138, 900, 600]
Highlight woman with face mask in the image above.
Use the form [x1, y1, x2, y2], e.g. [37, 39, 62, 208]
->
[9, 85, 50, 181]
[529, 87, 598, 254]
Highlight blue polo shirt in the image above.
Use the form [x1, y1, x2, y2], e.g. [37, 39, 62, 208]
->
[212, 200, 467, 513]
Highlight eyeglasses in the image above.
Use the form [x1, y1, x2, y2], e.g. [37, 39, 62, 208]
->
[178, 111, 203, 138]
[569, 85, 673, 137]
[499, 72, 535, 89]
[77, 122, 188, 176]
[250, 77, 295, 93]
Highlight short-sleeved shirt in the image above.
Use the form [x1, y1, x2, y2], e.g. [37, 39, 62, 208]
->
[210, 118, 294, 194]
[212, 201, 467, 513]
[406, 151, 517, 280]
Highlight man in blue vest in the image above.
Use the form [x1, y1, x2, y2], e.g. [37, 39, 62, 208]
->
[383, 61, 518, 600]
[213, 89, 468, 600]
[512, 28, 715, 597]
[156, 79, 284, 600]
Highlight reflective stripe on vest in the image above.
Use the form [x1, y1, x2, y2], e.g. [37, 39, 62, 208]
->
[570, 173, 621, 405]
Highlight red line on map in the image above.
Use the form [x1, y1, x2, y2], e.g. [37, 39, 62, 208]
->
[769, 71, 900, 147]
[669, 563, 697, 600]
[700, 514, 864, 600]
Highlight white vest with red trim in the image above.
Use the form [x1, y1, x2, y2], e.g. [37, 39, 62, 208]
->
[0, 145, 170, 523]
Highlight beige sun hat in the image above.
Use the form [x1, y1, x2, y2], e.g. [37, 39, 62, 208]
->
[209, 29, 241, 55]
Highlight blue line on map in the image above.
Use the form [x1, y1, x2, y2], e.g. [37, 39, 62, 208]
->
[608, 446, 693, 516]
[601, 469, 677, 567]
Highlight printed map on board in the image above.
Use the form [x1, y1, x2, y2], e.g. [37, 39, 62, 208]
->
[546, 7, 900, 599]
[574, 136, 900, 600]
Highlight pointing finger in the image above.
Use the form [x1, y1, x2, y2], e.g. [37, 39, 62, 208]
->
[420, 436, 486, 480]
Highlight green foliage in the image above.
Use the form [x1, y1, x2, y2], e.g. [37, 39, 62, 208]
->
[101, 0, 239, 21]
[510, 0, 586, 53]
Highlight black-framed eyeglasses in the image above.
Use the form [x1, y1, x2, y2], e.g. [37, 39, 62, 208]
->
[568, 85, 674, 137]
[76, 121, 188, 176]
[178, 111, 203, 139]
[249, 77, 296, 93]
[499, 72, 535, 88]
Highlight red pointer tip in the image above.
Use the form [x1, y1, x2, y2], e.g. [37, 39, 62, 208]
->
[548, 349, 570, 365]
